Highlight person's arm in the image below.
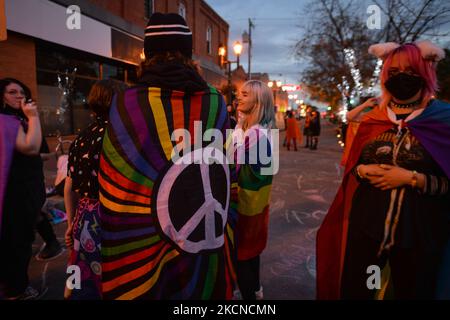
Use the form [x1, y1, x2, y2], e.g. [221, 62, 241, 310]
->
[64, 176, 79, 249]
[346, 98, 378, 122]
[15, 100, 42, 155]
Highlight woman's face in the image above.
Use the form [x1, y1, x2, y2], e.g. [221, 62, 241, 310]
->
[388, 54, 419, 77]
[237, 86, 255, 115]
[385, 53, 424, 102]
[3, 83, 25, 109]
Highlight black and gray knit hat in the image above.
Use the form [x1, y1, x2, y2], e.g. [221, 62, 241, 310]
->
[144, 13, 193, 59]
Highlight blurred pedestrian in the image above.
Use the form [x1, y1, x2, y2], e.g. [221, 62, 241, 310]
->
[234, 80, 275, 300]
[309, 110, 321, 150]
[0, 78, 45, 300]
[303, 107, 312, 148]
[285, 110, 302, 151]
[64, 79, 127, 300]
[98, 13, 236, 300]
[317, 41, 450, 299]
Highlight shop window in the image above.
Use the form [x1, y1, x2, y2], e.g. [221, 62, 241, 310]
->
[206, 26, 212, 55]
[102, 63, 125, 81]
[37, 70, 94, 135]
[34, 40, 133, 135]
[36, 44, 99, 78]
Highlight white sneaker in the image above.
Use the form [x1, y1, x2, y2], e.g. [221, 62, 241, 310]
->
[255, 286, 264, 300]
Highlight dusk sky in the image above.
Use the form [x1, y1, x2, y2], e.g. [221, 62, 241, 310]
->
[206, 0, 450, 89]
[206, 0, 306, 86]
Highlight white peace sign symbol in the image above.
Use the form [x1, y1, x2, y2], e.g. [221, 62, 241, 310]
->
[156, 147, 230, 253]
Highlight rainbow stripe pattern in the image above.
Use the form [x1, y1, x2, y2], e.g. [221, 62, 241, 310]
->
[99, 86, 236, 300]
[234, 127, 273, 261]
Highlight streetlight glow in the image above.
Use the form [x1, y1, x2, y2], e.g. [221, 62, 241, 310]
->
[218, 46, 226, 57]
[233, 41, 243, 56]
[276, 81, 282, 87]
[268, 81, 274, 88]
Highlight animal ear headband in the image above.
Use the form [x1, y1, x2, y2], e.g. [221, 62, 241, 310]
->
[368, 40, 445, 62]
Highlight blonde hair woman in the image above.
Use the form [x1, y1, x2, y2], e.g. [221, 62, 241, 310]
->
[237, 80, 275, 131]
[234, 80, 275, 300]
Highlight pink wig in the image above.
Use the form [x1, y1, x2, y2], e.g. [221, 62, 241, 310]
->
[379, 43, 438, 109]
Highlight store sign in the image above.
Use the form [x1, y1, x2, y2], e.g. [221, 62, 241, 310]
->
[281, 84, 300, 92]
[5, 0, 111, 57]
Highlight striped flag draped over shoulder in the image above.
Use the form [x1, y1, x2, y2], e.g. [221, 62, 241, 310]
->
[99, 85, 236, 300]
[233, 125, 273, 261]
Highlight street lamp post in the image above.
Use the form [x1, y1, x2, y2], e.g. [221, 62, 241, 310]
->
[219, 41, 243, 104]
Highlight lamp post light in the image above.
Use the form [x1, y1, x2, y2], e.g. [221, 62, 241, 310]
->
[233, 41, 242, 68]
[219, 41, 244, 104]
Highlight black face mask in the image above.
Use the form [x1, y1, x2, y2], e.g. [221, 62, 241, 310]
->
[384, 73, 424, 101]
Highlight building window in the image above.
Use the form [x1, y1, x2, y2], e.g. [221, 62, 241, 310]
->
[35, 40, 136, 136]
[206, 26, 212, 55]
[144, 0, 154, 19]
[178, 2, 186, 19]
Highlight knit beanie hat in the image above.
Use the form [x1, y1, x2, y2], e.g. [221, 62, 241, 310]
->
[144, 13, 193, 59]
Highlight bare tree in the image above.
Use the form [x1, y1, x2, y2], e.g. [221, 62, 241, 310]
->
[295, 0, 375, 106]
[295, 0, 450, 106]
[375, 0, 450, 42]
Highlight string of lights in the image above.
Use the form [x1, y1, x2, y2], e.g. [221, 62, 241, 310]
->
[366, 58, 383, 96]
[337, 75, 350, 124]
[343, 48, 363, 98]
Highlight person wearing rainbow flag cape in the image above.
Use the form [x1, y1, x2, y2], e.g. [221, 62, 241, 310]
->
[98, 13, 236, 300]
[317, 41, 450, 299]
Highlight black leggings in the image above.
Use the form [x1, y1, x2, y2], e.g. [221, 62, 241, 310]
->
[341, 227, 441, 299]
[237, 255, 260, 300]
[36, 211, 57, 244]
[0, 181, 44, 297]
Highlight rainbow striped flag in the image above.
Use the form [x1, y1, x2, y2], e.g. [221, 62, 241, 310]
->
[99, 85, 236, 300]
[234, 126, 273, 261]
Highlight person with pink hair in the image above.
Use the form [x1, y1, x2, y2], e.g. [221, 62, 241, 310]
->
[317, 41, 450, 300]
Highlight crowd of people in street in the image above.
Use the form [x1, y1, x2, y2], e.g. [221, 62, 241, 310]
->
[0, 13, 275, 300]
[1, 11, 449, 301]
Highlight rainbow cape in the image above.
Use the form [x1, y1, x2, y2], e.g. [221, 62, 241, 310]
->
[233, 125, 273, 261]
[99, 85, 236, 300]
[0, 114, 20, 236]
[317, 99, 450, 299]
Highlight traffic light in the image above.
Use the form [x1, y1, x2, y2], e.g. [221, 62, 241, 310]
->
[0, 0, 6, 41]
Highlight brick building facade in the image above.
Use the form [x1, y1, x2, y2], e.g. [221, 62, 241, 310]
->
[0, 0, 229, 135]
